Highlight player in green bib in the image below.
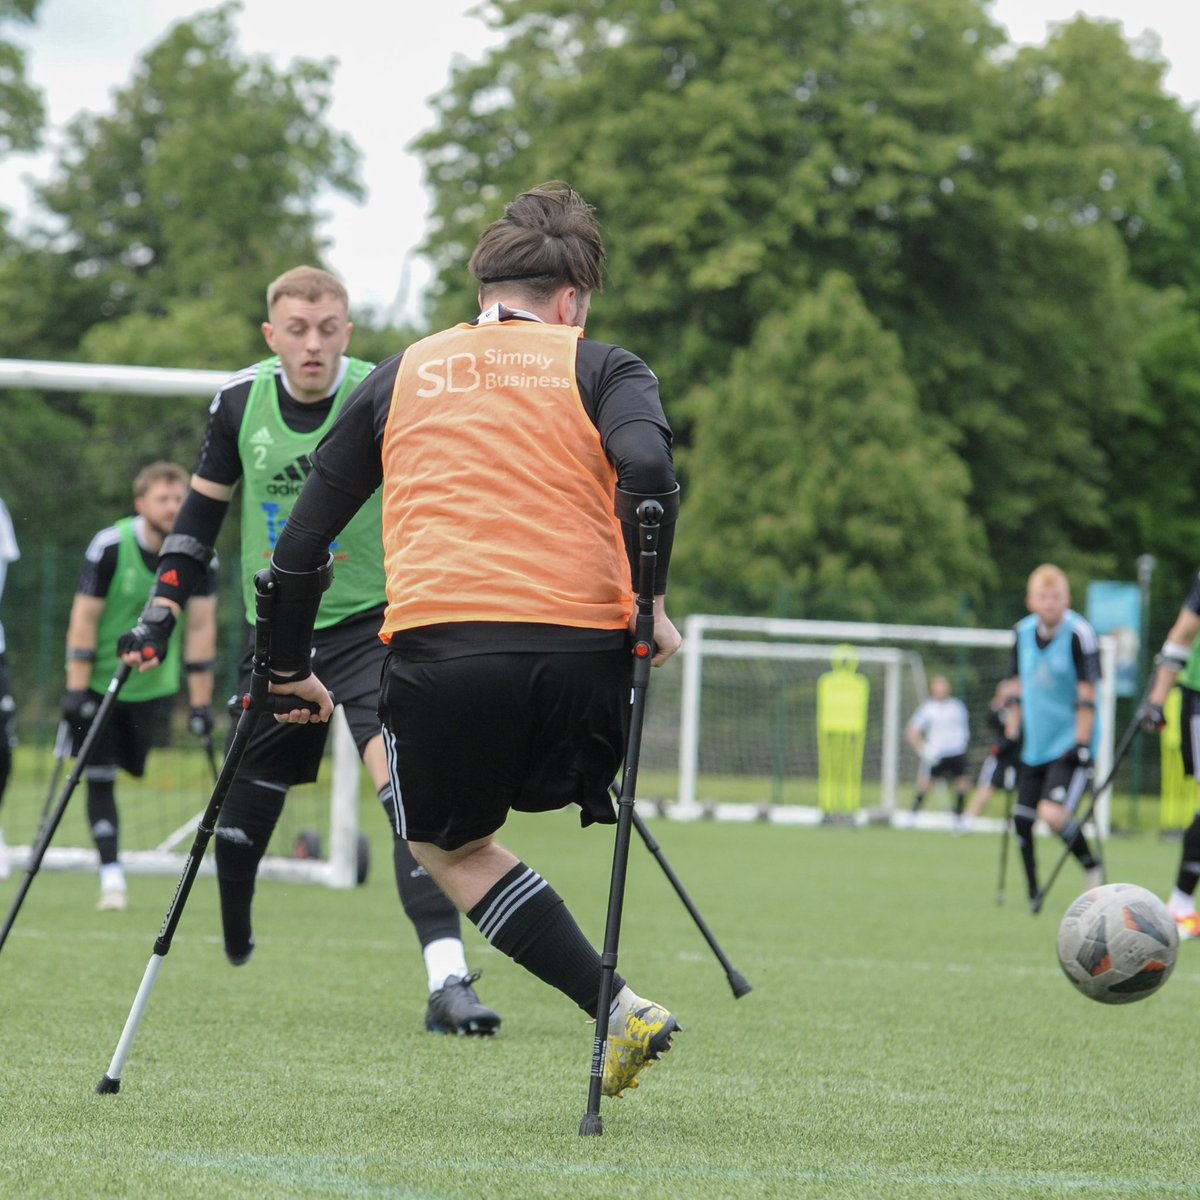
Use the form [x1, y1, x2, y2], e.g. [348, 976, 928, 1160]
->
[63, 462, 217, 912]
[118, 266, 500, 1036]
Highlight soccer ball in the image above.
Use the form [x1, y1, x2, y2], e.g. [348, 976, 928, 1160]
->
[1056, 882, 1179, 1005]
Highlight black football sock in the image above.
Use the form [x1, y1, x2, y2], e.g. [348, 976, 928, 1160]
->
[85, 774, 119, 866]
[214, 778, 286, 955]
[1176, 816, 1200, 895]
[468, 862, 624, 1018]
[1060, 819, 1098, 869]
[379, 784, 462, 947]
[1013, 807, 1038, 898]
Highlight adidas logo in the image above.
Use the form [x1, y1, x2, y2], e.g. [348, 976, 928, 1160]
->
[160, 568, 180, 588]
[265, 457, 313, 497]
[249, 426, 274, 447]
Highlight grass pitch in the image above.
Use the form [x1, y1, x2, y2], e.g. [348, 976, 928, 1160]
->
[0, 806, 1196, 1199]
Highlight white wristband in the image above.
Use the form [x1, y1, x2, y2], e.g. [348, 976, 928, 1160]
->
[1161, 640, 1191, 670]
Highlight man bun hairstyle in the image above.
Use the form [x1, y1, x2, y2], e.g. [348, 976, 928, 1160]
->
[471, 180, 605, 304]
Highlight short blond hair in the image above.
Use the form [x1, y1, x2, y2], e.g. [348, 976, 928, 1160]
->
[266, 266, 349, 314]
[1026, 563, 1070, 597]
[133, 461, 188, 499]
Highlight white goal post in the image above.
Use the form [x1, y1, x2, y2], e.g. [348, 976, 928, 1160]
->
[1, 357, 364, 888]
[675, 614, 1118, 834]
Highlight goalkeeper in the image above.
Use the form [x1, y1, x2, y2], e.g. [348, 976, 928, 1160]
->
[904, 674, 971, 824]
[116, 266, 499, 1037]
[1135, 570, 1200, 939]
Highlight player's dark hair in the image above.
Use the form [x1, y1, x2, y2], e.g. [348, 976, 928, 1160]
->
[471, 181, 605, 305]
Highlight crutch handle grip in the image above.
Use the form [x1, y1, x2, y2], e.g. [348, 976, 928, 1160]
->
[240, 691, 332, 716]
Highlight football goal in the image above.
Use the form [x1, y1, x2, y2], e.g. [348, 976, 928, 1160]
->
[655, 614, 1117, 833]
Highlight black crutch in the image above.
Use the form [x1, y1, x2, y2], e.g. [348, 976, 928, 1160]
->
[96, 569, 323, 1094]
[1029, 708, 1142, 916]
[629, 805, 752, 998]
[34, 719, 72, 841]
[996, 787, 1013, 906]
[580, 492, 675, 1137]
[199, 731, 219, 785]
[0, 666, 130, 958]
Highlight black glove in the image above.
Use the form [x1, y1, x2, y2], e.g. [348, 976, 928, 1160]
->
[116, 603, 177, 666]
[1137, 701, 1166, 733]
[187, 705, 214, 739]
[1061, 744, 1092, 771]
[62, 688, 100, 731]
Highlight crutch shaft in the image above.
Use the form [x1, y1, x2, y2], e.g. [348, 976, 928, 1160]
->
[631, 810, 752, 997]
[581, 498, 663, 1137]
[0, 664, 130, 958]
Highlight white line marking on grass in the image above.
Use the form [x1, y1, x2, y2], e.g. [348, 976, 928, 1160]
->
[156, 1151, 1200, 1195]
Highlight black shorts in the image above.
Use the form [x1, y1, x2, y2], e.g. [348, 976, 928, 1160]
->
[927, 753, 969, 781]
[71, 694, 173, 778]
[1017, 757, 1089, 815]
[976, 744, 1019, 793]
[379, 645, 631, 851]
[225, 606, 387, 786]
[1180, 687, 1200, 778]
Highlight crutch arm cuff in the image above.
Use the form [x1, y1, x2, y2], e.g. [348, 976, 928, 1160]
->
[160, 533, 215, 567]
[264, 553, 334, 674]
[614, 485, 680, 527]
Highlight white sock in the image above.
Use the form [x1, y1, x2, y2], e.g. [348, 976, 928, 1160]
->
[424, 937, 469, 993]
[1169, 888, 1195, 917]
[99, 862, 126, 891]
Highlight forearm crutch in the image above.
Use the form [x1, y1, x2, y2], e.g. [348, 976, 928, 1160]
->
[96, 570, 321, 1094]
[996, 787, 1013, 907]
[580, 492, 673, 1137]
[34, 718, 72, 840]
[1029, 709, 1142, 916]
[200, 730, 219, 785]
[630, 805, 752, 998]
[0, 665, 131, 959]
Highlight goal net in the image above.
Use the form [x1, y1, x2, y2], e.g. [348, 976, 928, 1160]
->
[0, 358, 365, 888]
[638, 614, 1117, 834]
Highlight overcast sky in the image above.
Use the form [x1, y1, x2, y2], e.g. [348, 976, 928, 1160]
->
[2, 1, 1198, 325]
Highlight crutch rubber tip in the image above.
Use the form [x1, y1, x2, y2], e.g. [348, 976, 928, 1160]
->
[95, 1074, 121, 1095]
[728, 972, 753, 999]
[579, 1113, 604, 1137]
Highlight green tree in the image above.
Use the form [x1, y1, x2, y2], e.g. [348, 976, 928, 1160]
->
[673, 272, 990, 620]
[0, 2, 367, 549]
[1, 1, 362, 361]
[415, 0, 1200, 617]
[0, 0, 44, 158]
